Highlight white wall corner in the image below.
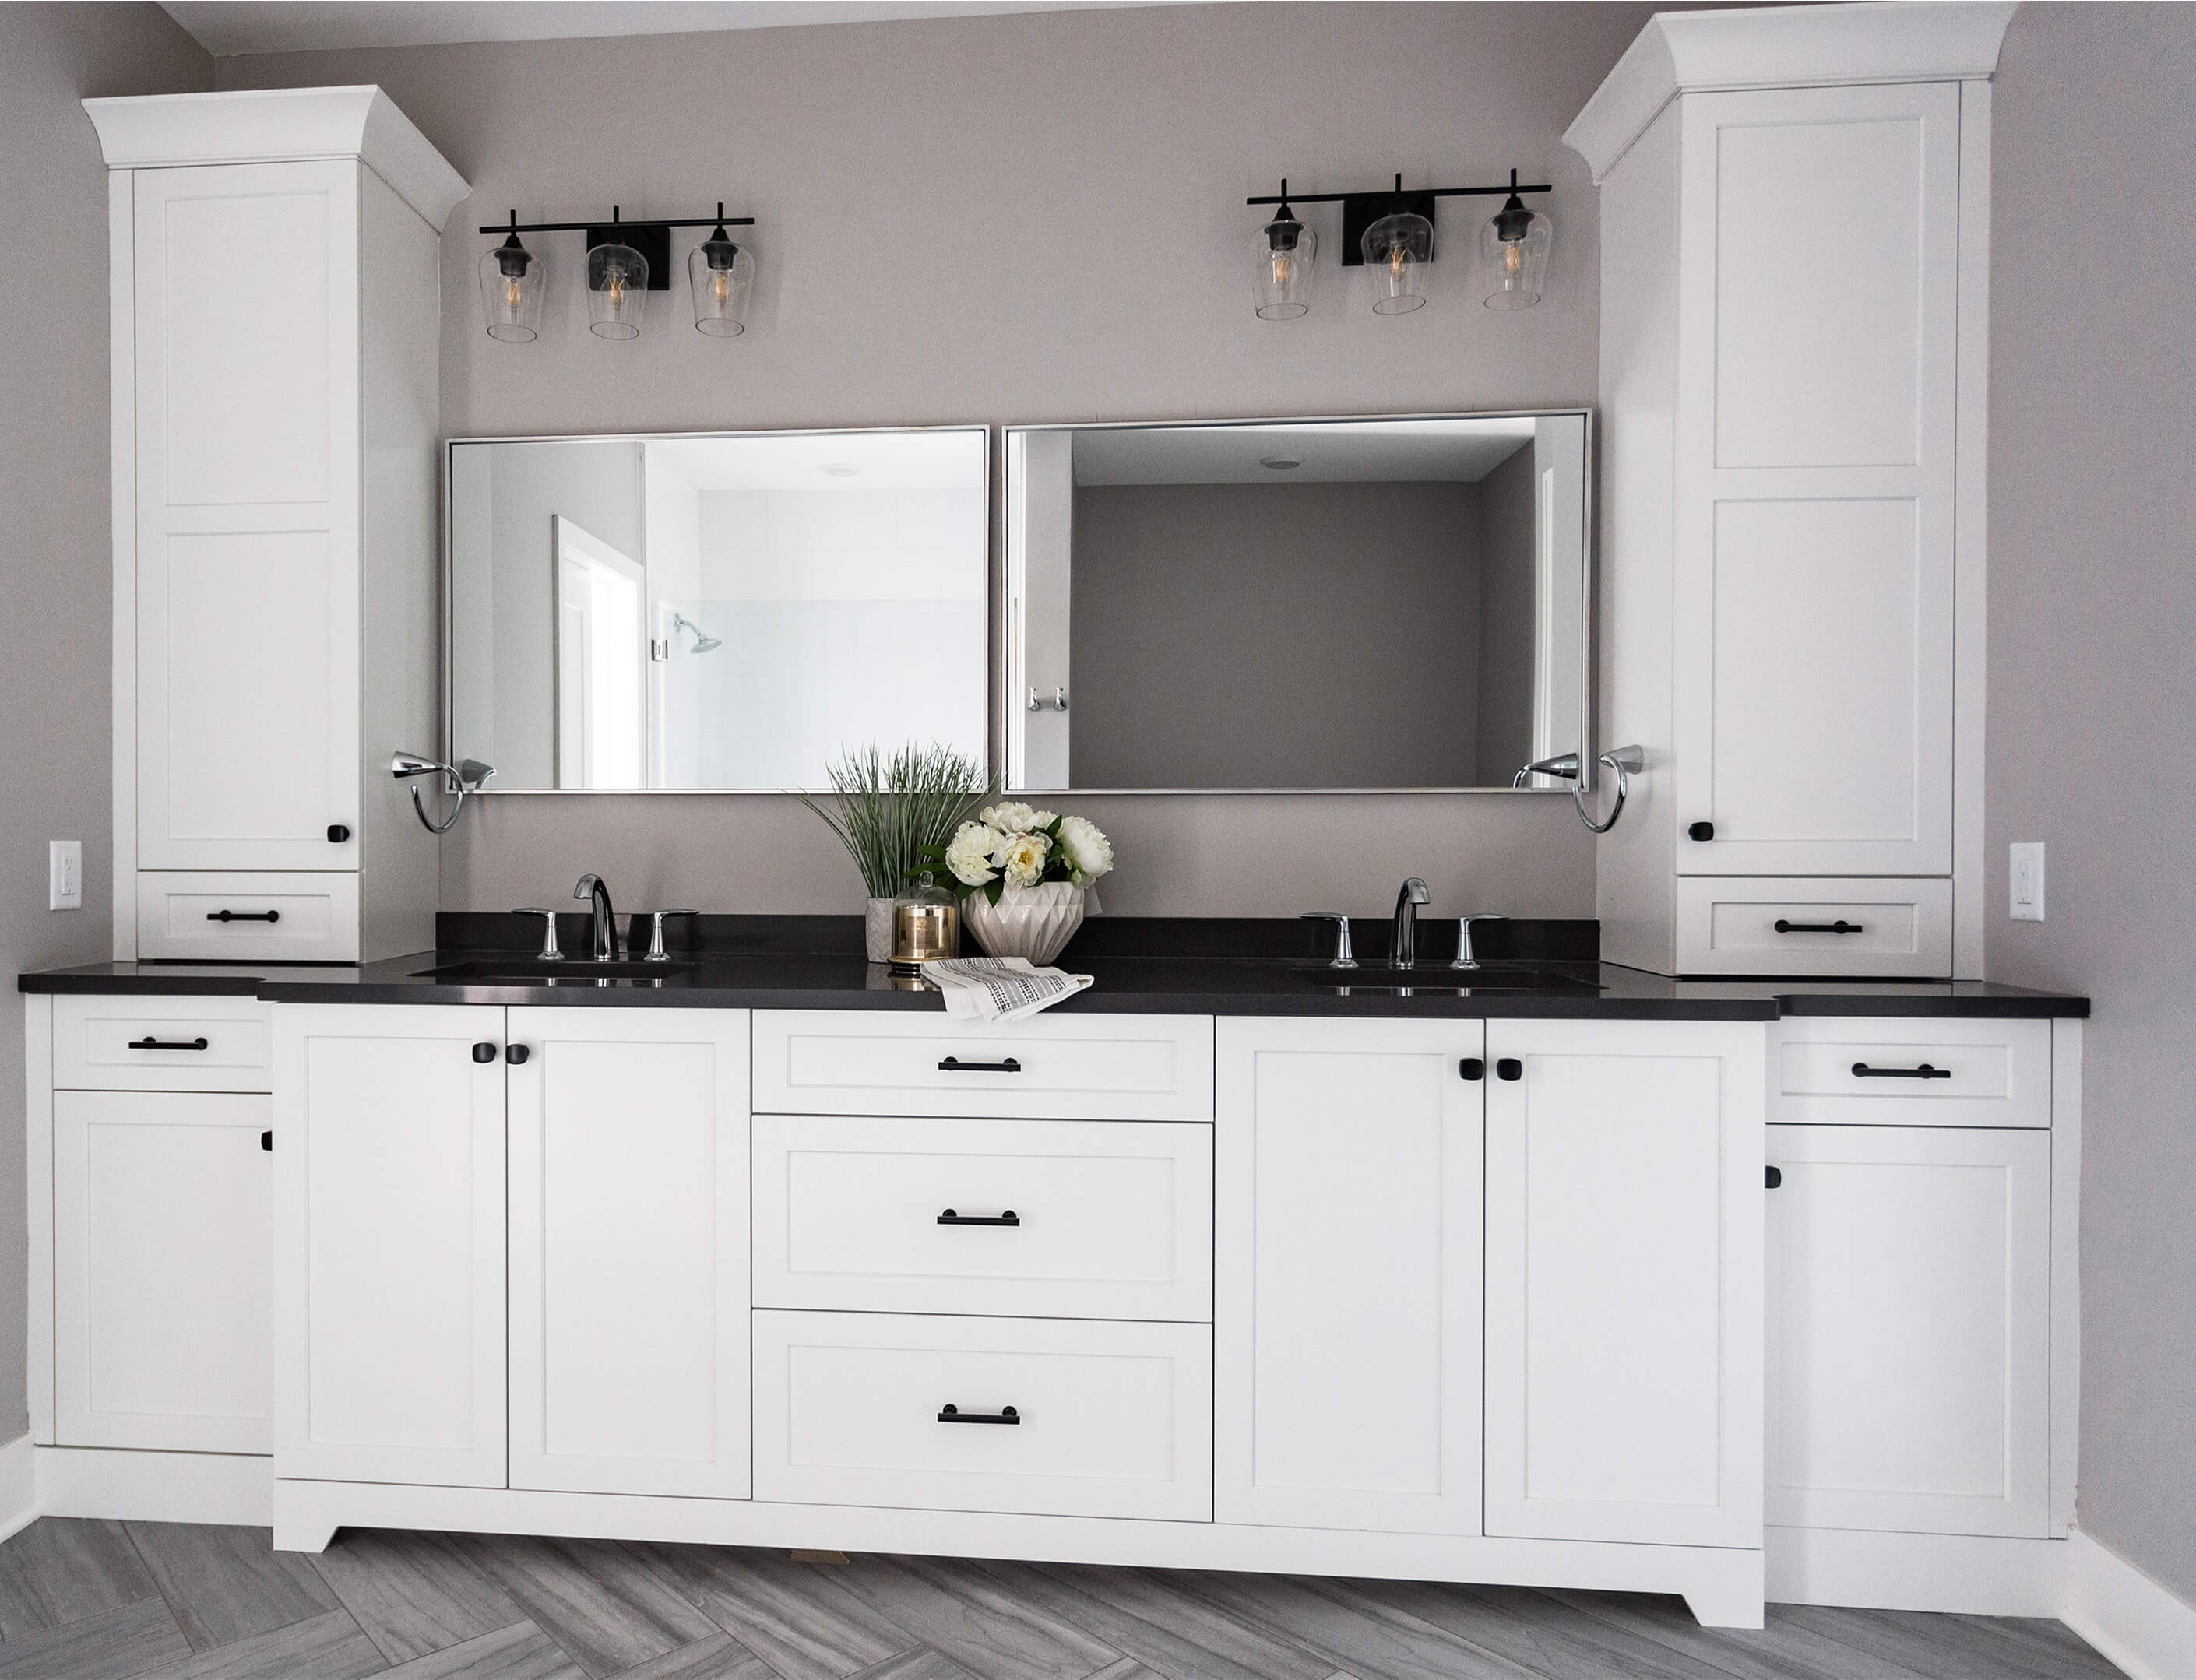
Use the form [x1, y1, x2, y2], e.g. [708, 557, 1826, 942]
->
[2062, 1529, 2196, 1680]
[0, 1435, 36, 1545]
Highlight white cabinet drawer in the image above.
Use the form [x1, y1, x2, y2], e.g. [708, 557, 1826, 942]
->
[138, 872, 359, 962]
[1772, 1017, 2051, 1129]
[754, 1114, 1212, 1321]
[752, 1011, 1214, 1121]
[54, 995, 270, 1093]
[753, 1311, 1212, 1521]
[1676, 877, 1951, 977]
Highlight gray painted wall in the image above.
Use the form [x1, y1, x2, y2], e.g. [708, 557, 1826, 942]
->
[0, 3, 212, 1443]
[1986, 2, 2196, 1604]
[214, 2, 1645, 920]
[1068, 481, 1483, 789]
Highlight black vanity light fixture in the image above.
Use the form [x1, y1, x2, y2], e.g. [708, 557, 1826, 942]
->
[477, 202, 758, 342]
[1246, 168, 1552, 319]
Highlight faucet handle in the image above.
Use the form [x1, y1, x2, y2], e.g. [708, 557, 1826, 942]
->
[515, 907, 565, 961]
[1450, 912, 1509, 971]
[1300, 912, 1358, 970]
[642, 909, 699, 962]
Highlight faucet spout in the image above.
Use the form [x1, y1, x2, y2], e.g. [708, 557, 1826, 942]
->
[1392, 877, 1431, 970]
[574, 873, 619, 962]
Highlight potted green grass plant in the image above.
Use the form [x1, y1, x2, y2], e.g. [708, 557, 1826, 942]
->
[797, 743, 987, 961]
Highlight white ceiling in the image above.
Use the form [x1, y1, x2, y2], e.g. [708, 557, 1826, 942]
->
[159, 0, 1151, 58]
[1070, 419, 1541, 487]
[646, 428, 987, 491]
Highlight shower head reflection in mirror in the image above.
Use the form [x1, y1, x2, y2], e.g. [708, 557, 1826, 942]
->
[445, 427, 989, 792]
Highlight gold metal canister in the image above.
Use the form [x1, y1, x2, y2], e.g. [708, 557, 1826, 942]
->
[891, 897, 960, 965]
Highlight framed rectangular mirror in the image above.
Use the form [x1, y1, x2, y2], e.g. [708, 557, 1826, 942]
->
[1001, 412, 1592, 793]
[446, 427, 989, 791]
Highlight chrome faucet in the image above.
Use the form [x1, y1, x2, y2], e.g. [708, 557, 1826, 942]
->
[574, 873, 619, 961]
[1392, 877, 1431, 970]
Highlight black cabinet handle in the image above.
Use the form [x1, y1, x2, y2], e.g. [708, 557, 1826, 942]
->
[472, 1042, 498, 1063]
[1459, 1057, 1485, 1081]
[938, 1056, 1021, 1074]
[938, 1208, 1020, 1227]
[1688, 821, 1715, 842]
[1496, 1057, 1523, 1081]
[207, 909, 280, 923]
[262, 1130, 273, 1152]
[1775, 919, 1863, 936]
[128, 1036, 208, 1052]
[937, 1404, 1019, 1425]
[1851, 1061, 1952, 1081]
[326, 824, 351, 843]
[505, 1044, 530, 1065]
[1765, 1165, 1782, 1189]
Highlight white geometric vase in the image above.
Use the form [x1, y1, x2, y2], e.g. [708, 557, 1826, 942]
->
[960, 881, 1094, 966]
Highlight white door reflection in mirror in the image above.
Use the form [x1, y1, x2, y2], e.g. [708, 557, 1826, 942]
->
[449, 428, 988, 792]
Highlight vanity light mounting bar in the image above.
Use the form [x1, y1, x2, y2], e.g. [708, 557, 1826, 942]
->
[1248, 171, 1552, 267]
[476, 214, 756, 234]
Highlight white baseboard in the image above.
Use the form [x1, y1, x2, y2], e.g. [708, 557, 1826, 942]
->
[0, 1435, 36, 1544]
[2061, 1529, 2196, 1680]
[36, 1446, 272, 1527]
[1766, 1524, 2066, 1616]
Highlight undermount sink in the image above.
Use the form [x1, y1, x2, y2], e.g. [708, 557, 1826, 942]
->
[414, 958, 695, 983]
[1290, 961, 1603, 995]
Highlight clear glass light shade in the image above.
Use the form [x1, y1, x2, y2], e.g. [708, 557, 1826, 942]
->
[1363, 210, 1432, 315]
[477, 237, 543, 342]
[586, 240, 649, 339]
[1255, 213, 1316, 320]
[689, 232, 755, 336]
[1479, 202, 1553, 311]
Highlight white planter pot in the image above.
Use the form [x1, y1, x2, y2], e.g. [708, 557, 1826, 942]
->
[961, 882, 1093, 966]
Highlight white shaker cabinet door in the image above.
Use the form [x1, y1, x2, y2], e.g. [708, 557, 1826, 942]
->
[1215, 1017, 1485, 1534]
[1766, 1123, 2051, 1537]
[133, 160, 361, 872]
[273, 1004, 506, 1487]
[506, 1008, 751, 1499]
[1484, 1019, 1765, 1547]
[1671, 83, 1960, 877]
[54, 1091, 273, 1453]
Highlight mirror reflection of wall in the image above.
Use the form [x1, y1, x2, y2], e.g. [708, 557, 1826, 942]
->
[449, 428, 988, 791]
[1004, 414, 1589, 793]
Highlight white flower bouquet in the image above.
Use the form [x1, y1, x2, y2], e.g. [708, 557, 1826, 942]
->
[928, 803, 1114, 965]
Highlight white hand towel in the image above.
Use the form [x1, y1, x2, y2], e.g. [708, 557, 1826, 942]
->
[924, 957, 1094, 1022]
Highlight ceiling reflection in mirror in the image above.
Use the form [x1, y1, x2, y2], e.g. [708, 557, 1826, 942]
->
[1003, 413, 1590, 793]
[448, 427, 988, 791]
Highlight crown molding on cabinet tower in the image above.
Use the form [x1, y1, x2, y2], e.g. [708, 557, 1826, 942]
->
[1563, 2, 2016, 184]
[83, 86, 470, 231]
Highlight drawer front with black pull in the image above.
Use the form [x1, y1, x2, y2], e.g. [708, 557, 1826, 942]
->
[136, 870, 359, 961]
[1674, 877, 1951, 977]
[54, 994, 272, 1093]
[753, 1114, 1212, 1320]
[1772, 1017, 2050, 1128]
[752, 1309, 1212, 1520]
[751, 1011, 1214, 1120]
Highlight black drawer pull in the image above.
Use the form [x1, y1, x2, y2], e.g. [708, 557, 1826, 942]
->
[1459, 1057, 1485, 1081]
[262, 1130, 273, 1152]
[938, 1404, 1019, 1425]
[1775, 919, 1863, 935]
[505, 1044, 530, 1065]
[472, 1042, 498, 1063]
[1496, 1057, 1523, 1081]
[1688, 821, 1715, 842]
[1765, 1165, 1782, 1189]
[938, 1056, 1022, 1074]
[128, 1036, 208, 1052]
[207, 909, 280, 923]
[1851, 1061, 1952, 1081]
[938, 1208, 1020, 1226]
[326, 824, 351, 843]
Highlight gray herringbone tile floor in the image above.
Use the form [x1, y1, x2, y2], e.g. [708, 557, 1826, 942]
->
[0, 1519, 2128, 1680]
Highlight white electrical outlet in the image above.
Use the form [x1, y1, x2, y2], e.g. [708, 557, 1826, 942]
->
[2009, 842, 2046, 922]
[49, 840, 82, 911]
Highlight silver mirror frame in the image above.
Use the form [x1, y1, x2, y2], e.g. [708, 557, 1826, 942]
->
[440, 424, 994, 794]
[996, 408, 1596, 796]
